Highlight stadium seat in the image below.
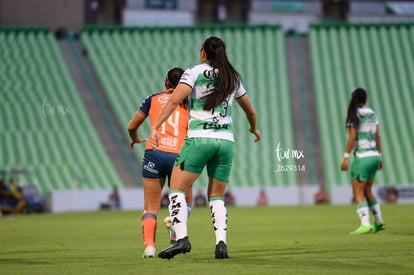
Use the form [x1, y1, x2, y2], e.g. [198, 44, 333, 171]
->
[0, 29, 123, 196]
[309, 23, 414, 187]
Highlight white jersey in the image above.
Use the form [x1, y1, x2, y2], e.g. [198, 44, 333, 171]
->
[348, 106, 380, 158]
[180, 63, 246, 142]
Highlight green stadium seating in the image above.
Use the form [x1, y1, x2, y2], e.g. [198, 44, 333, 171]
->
[81, 25, 298, 188]
[2, 23, 413, 197]
[309, 23, 414, 187]
[0, 30, 123, 196]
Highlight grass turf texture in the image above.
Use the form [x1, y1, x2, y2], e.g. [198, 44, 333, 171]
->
[1, 204, 413, 274]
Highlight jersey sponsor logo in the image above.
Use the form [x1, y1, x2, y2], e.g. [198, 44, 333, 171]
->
[157, 94, 171, 105]
[203, 68, 218, 79]
[170, 194, 182, 225]
[143, 161, 158, 174]
[160, 136, 178, 148]
[203, 69, 218, 95]
[202, 121, 229, 130]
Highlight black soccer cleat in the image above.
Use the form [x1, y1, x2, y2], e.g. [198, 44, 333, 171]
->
[158, 236, 191, 260]
[215, 241, 229, 259]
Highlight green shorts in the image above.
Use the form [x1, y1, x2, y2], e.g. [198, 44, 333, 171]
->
[175, 137, 234, 183]
[351, 156, 380, 182]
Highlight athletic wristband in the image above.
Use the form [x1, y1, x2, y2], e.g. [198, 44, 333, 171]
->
[344, 152, 350, 158]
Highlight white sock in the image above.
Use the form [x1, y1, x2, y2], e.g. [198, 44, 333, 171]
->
[356, 203, 370, 227]
[209, 199, 227, 244]
[368, 200, 384, 223]
[169, 191, 188, 240]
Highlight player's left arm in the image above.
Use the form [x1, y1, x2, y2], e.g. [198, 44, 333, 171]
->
[376, 125, 383, 170]
[236, 94, 261, 142]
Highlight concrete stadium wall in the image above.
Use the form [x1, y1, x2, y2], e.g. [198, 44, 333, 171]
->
[0, 0, 84, 31]
[122, 9, 194, 26]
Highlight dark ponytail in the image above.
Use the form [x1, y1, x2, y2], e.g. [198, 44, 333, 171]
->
[201, 36, 241, 111]
[346, 88, 367, 129]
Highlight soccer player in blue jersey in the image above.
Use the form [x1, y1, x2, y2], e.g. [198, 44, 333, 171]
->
[128, 67, 192, 258]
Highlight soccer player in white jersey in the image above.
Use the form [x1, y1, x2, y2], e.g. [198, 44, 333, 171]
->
[151, 36, 261, 259]
[341, 88, 385, 234]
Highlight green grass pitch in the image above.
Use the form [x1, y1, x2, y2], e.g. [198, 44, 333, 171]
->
[1, 204, 413, 274]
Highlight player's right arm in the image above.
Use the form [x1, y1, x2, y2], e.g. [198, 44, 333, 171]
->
[128, 95, 152, 149]
[128, 111, 147, 149]
[341, 126, 356, 171]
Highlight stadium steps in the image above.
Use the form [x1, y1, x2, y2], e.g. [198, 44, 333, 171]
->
[81, 25, 299, 188]
[0, 29, 124, 196]
[309, 23, 414, 187]
[285, 33, 325, 187]
[58, 38, 141, 187]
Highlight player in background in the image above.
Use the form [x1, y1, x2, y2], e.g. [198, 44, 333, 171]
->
[128, 67, 192, 258]
[151, 36, 261, 259]
[341, 88, 385, 235]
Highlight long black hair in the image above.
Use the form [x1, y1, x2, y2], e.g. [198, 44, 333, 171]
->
[166, 67, 184, 89]
[166, 67, 187, 108]
[201, 36, 241, 111]
[345, 87, 367, 129]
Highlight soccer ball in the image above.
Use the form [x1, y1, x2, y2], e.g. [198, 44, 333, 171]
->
[164, 216, 172, 228]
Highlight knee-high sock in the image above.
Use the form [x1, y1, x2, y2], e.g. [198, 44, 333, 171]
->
[141, 212, 157, 247]
[368, 199, 384, 223]
[356, 202, 370, 226]
[209, 198, 227, 245]
[169, 191, 188, 240]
